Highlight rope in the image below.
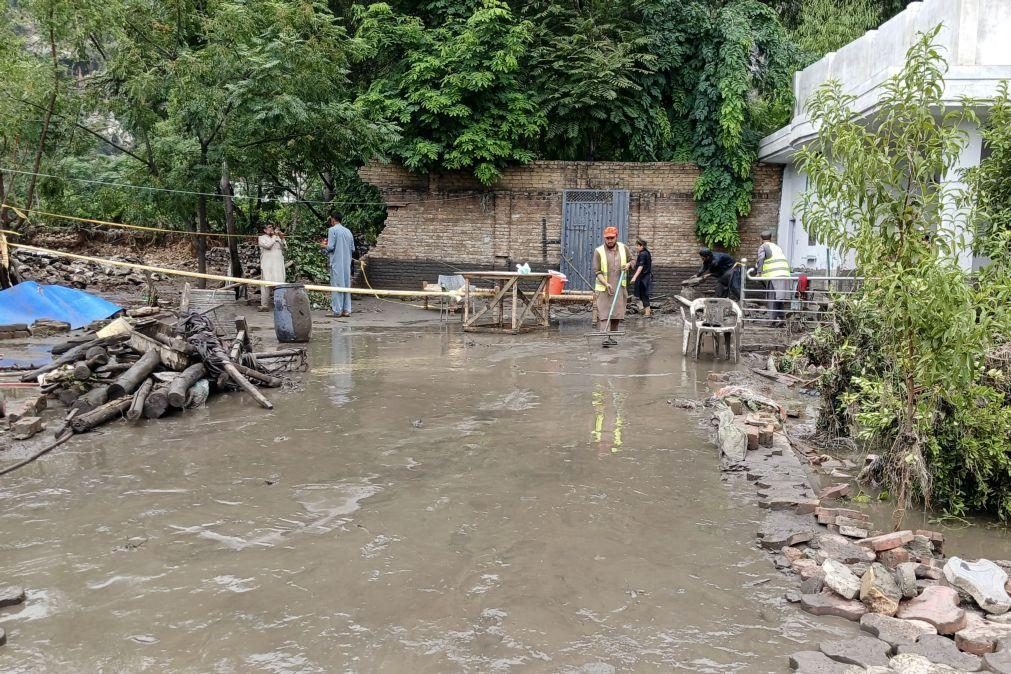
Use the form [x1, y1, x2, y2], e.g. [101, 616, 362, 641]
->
[7, 241, 467, 298]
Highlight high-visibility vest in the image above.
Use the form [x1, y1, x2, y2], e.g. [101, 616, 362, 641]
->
[759, 242, 791, 278]
[595, 243, 628, 291]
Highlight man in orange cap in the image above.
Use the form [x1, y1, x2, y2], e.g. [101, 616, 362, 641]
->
[592, 226, 631, 346]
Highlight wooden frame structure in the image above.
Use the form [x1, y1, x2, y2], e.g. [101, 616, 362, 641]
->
[460, 271, 551, 333]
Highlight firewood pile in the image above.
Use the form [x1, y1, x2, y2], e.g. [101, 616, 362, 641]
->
[19, 311, 307, 435]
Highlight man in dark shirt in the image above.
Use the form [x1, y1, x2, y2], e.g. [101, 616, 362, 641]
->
[690, 248, 741, 300]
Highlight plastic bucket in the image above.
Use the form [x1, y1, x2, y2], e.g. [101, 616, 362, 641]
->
[272, 284, 312, 343]
[548, 275, 566, 295]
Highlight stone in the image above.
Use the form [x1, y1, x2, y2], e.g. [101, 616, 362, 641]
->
[860, 613, 937, 648]
[820, 635, 892, 668]
[816, 507, 870, 525]
[824, 559, 863, 600]
[909, 536, 936, 562]
[815, 533, 877, 565]
[0, 586, 25, 608]
[786, 590, 803, 603]
[839, 524, 872, 539]
[897, 563, 920, 599]
[802, 590, 869, 621]
[898, 586, 968, 634]
[944, 558, 1011, 616]
[761, 495, 821, 514]
[4, 396, 46, 423]
[880, 548, 913, 569]
[783, 546, 806, 562]
[982, 649, 1011, 674]
[789, 650, 865, 673]
[897, 634, 983, 671]
[794, 558, 825, 581]
[915, 564, 943, 581]
[916, 530, 945, 553]
[850, 562, 871, 578]
[759, 511, 820, 550]
[11, 416, 43, 440]
[859, 531, 915, 552]
[773, 555, 791, 570]
[802, 575, 826, 595]
[862, 563, 903, 616]
[888, 652, 962, 673]
[819, 483, 851, 501]
[955, 621, 1011, 655]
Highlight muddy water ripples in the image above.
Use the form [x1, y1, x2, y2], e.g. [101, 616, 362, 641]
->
[0, 322, 846, 672]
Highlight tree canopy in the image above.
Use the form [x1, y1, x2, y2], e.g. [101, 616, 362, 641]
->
[0, 0, 907, 265]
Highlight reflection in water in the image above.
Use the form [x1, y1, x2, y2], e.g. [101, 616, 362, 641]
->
[590, 382, 625, 456]
[327, 327, 353, 406]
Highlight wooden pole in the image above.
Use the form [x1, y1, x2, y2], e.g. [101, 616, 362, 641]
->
[127, 378, 154, 421]
[20, 336, 118, 382]
[230, 363, 282, 388]
[222, 362, 273, 409]
[167, 363, 206, 408]
[107, 349, 161, 399]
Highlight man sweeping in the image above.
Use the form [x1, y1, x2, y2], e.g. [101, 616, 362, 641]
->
[592, 227, 630, 347]
[323, 212, 356, 318]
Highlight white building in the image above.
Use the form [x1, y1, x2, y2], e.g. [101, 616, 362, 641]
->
[758, 0, 1011, 272]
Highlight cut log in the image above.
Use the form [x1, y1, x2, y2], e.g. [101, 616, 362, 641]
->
[142, 385, 170, 419]
[73, 352, 109, 380]
[229, 329, 245, 362]
[97, 363, 132, 375]
[72, 385, 109, 414]
[20, 336, 123, 382]
[223, 362, 273, 409]
[231, 363, 282, 388]
[57, 387, 81, 406]
[185, 379, 210, 407]
[107, 349, 162, 399]
[127, 379, 154, 421]
[168, 364, 206, 408]
[84, 346, 108, 363]
[51, 337, 92, 356]
[71, 396, 132, 432]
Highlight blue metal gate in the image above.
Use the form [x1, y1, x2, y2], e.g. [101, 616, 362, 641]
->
[560, 190, 630, 291]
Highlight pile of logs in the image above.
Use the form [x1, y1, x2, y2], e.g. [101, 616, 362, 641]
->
[19, 313, 306, 435]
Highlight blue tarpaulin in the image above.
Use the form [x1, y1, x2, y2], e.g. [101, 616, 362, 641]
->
[0, 282, 122, 330]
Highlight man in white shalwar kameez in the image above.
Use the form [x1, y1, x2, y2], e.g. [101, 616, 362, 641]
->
[258, 224, 286, 310]
[324, 212, 356, 317]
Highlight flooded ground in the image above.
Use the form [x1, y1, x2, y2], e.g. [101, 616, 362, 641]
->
[0, 311, 852, 672]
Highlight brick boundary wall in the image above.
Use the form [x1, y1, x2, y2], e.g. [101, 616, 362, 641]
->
[358, 161, 783, 297]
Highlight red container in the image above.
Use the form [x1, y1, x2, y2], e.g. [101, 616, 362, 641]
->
[548, 275, 566, 295]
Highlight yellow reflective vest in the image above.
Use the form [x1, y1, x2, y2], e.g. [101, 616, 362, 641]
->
[595, 243, 628, 292]
[758, 242, 790, 278]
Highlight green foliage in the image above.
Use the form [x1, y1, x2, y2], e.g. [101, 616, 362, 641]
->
[791, 0, 880, 66]
[356, 0, 545, 184]
[798, 27, 1011, 521]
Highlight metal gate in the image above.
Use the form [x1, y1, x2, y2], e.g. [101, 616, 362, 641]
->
[560, 190, 630, 291]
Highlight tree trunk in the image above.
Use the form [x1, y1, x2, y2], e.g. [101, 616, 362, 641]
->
[196, 195, 208, 289]
[108, 349, 161, 399]
[168, 363, 206, 408]
[24, 22, 59, 213]
[221, 159, 243, 297]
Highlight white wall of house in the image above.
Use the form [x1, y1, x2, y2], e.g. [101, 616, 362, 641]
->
[759, 0, 1011, 272]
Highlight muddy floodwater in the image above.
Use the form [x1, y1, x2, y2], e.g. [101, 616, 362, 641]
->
[0, 318, 851, 672]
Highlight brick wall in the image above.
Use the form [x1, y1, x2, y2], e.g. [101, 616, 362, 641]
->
[359, 161, 783, 294]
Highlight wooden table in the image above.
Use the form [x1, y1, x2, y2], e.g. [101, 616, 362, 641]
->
[460, 271, 551, 333]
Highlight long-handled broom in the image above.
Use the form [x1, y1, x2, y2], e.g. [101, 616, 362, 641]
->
[585, 269, 626, 345]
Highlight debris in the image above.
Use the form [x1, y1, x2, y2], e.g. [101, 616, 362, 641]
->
[859, 613, 937, 648]
[801, 590, 868, 621]
[12, 416, 43, 440]
[823, 559, 862, 600]
[860, 562, 902, 616]
[895, 634, 982, 671]
[819, 635, 891, 668]
[0, 586, 26, 608]
[896, 586, 968, 635]
[943, 557, 1011, 615]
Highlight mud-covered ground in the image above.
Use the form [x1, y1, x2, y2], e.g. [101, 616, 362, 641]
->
[1, 301, 1006, 672]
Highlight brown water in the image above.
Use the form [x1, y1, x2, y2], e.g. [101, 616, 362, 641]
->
[0, 320, 847, 673]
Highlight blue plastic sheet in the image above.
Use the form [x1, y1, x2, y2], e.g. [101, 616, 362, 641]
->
[0, 282, 122, 329]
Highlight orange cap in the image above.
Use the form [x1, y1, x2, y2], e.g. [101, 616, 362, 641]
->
[603, 227, 618, 238]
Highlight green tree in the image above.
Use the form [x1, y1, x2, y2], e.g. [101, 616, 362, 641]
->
[795, 27, 998, 523]
[356, 0, 545, 184]
[791, 0, 880, 65]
